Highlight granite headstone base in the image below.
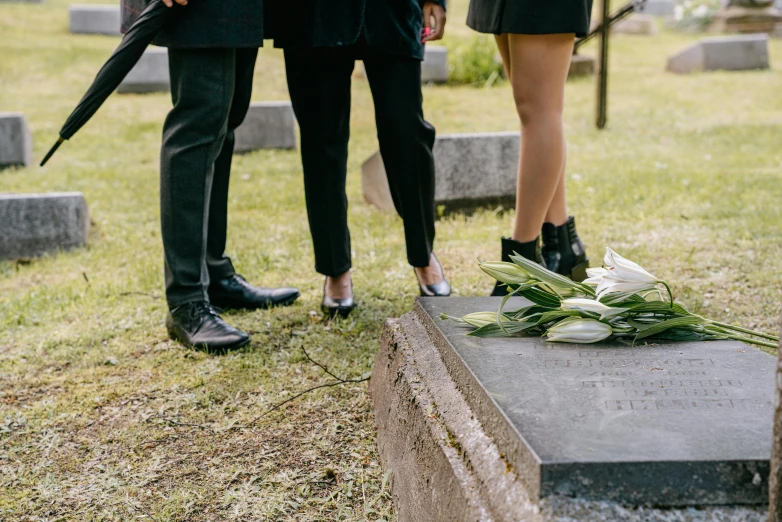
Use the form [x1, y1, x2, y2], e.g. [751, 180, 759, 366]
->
[234, 101, 296, 152]
[362, 132, 518, 214]
[69, 4, 121, 35]
[0, 113, 32, 169]
[711, 6, 782, 33]
[568, 54, 595, 78]
[370, 298, 773, 521]
[667, 34, 770, 73]
[117, 47, 170, 94]
[0, 193, 89, 260]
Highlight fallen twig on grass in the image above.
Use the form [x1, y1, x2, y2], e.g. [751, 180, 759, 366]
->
[115, 291, 163, 299]
[231, 346, 370, 430]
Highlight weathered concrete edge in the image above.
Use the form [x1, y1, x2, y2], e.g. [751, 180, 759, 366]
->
[369, 307, 769, 521]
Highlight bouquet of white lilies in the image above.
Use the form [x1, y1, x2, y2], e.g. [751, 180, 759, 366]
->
[442, 248, 779, 349]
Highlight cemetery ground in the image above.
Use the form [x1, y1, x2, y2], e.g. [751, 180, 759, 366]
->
[1, 0, 782, 520]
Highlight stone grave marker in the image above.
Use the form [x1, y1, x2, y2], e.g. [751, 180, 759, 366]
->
[370, 297, 774, 521]
[613, 14, 658, 35]
[362, 131, 518, 213]
[639, 0, 675, 16]
[69, 4, 121, 35]
[0, 113, 32, 170]
[712, 0, 782, 33]
[0, 193, 89, 260]
[117, 47, 170, 94]
[234, 101, 296, 152]
[667, 34, 770, 74]
[568, 54, 595, 77]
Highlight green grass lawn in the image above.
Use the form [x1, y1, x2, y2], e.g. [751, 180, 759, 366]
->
[1, 0, 781, 519]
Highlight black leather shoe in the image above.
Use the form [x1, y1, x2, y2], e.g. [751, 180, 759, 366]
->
[166, 301, 250, 354]
[541, 216, 589, 282]
[208, 274, 300, 311]
[416, 254, 451, 297]
[490, 236, 544, 296]
[321, 278, 356, 318]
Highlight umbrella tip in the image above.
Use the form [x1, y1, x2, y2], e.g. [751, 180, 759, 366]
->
[40, 137, 65, 167]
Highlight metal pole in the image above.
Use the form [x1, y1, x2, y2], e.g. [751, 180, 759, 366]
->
[770, 315, 782, 520]
[596, 0, 610, 129]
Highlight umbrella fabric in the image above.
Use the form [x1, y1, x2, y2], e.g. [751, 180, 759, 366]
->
[41, 0, 178, 166]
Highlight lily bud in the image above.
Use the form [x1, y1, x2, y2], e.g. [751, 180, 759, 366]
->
[546, 317, 613, 344]
[479, 261, 530, 285]
[462, 311, 509, 328]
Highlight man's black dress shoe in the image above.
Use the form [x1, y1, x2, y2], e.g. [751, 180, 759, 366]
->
[208, 274, 300, 311]
[416, 254, 451, 297]
[321, 278, 356, 318]
[166, 301, 250, 354]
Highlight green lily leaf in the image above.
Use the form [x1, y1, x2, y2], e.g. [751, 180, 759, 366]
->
[468, 321, 538, 337]
[519, 287, 562, 308]
[634, 316, 704, 341]
[509, 254, 596, 296]
[626, 301, 690, 316]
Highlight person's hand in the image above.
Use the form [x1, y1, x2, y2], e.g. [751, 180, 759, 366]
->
[422, 2, 446, 42]
[162, 0, 187, 7]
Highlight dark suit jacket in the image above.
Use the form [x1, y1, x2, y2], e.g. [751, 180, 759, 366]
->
[121, 0, 265, 48]
[271, 0, 446, 60]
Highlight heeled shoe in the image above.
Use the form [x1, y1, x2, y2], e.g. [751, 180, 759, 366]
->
[490, 236, 544, 296]
[416, 254, 451, 297]
[541, 216, 589, 282]
[321, 277, 356, 318]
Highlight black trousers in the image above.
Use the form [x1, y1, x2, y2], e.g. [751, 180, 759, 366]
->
[284, 45, 436, 277]
[161, 47, 258, 308]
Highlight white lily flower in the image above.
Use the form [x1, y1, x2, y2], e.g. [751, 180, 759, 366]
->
[546, 317, 613, 344]
[462, 311, 509, 328]
[596, 248, 662, 298]
[560, 297, 627, 319]
[582, 267, 609, 288]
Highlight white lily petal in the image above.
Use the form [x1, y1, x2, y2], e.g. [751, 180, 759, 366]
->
[546, 318, 613, 343]
[604, 248, 659, 284]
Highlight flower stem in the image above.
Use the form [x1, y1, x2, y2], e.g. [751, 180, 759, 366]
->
[707, 320, 779, 343]
[659, 281, 674, 306]
[724, 334, 779, 349]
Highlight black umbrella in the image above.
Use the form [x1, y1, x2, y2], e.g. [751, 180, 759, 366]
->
[40, 0, 179, 166]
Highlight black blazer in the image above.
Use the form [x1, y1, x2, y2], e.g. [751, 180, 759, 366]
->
[271, 0, 446, 60]
[121, 0, 266, 48]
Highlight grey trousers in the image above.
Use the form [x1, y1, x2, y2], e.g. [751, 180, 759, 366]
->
[160, 47, 258, 308]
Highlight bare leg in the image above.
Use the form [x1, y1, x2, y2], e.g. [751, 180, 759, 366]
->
[544, 137, 569, 227]
[506, 33, 575, 242]
[326, 270, 352, 300]
[494, 33, 511, 78]
[414, 254, 444, 286]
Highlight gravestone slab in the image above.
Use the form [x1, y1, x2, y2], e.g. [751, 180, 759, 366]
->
[234, 101, 296, 152]
[69, 4, 121, 35]
[0, 193, 89, 260]
[370, 297, 773, 521]
[712, 5, 782, 33]
[362, 131, 518, 213]
[667, 34, 769, 73]
[613, 14, 658, 35]
[568, 54, 595, 77]
[355, 45, 449, 83]
[117, 47, 169, 93]
[639, 0, 675, 16]
[0, 113, 32, 170]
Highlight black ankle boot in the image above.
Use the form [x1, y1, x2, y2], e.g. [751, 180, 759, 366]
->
[541, 216, 589, 282]
[490, 236, 544, 296]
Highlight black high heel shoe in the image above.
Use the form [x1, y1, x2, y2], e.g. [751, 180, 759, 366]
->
[321, 277, 356, 318]
[416, 254, 451, 297]
[541, 216, 589, 282]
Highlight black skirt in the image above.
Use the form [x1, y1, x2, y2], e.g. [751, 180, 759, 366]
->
[467, 0, 593, 37]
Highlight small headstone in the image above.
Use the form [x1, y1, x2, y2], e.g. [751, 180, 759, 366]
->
[613, 14, 658, 35]
[0, 113, 32, 170]
[712, 0, 782, 33]
[0, 0, 44, 3]
[370, 297, 774, 520]
[667, 34, 769, 74]
[69, 4, 121, 36]
[568, 54, 595, 77]
[0, 193, 89, 260]
[117, 47, 170, 94]
[421, 45, 448, 83]
[639, 0, 675, 16]
[355, 45, 449, 84]
[234, 101, 296, 152]
[362, 131, 518, 212]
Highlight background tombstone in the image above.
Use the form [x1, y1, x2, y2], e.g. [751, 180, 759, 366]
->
[356, 45, 449, 83]
[362, 131, 518, 213]
[117, 47, 170, 94]
[0, 193, 89, 260]
[712, 0, 782, 33]
[568, 54, 595, 77]
[667, 34, 770, 73]
[612, 14, 658, 35]
[234, 101, 296, 152]
[69, 4, 121, 35]
[639, 0, 675, 16]
[0, 113, 32, 170]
